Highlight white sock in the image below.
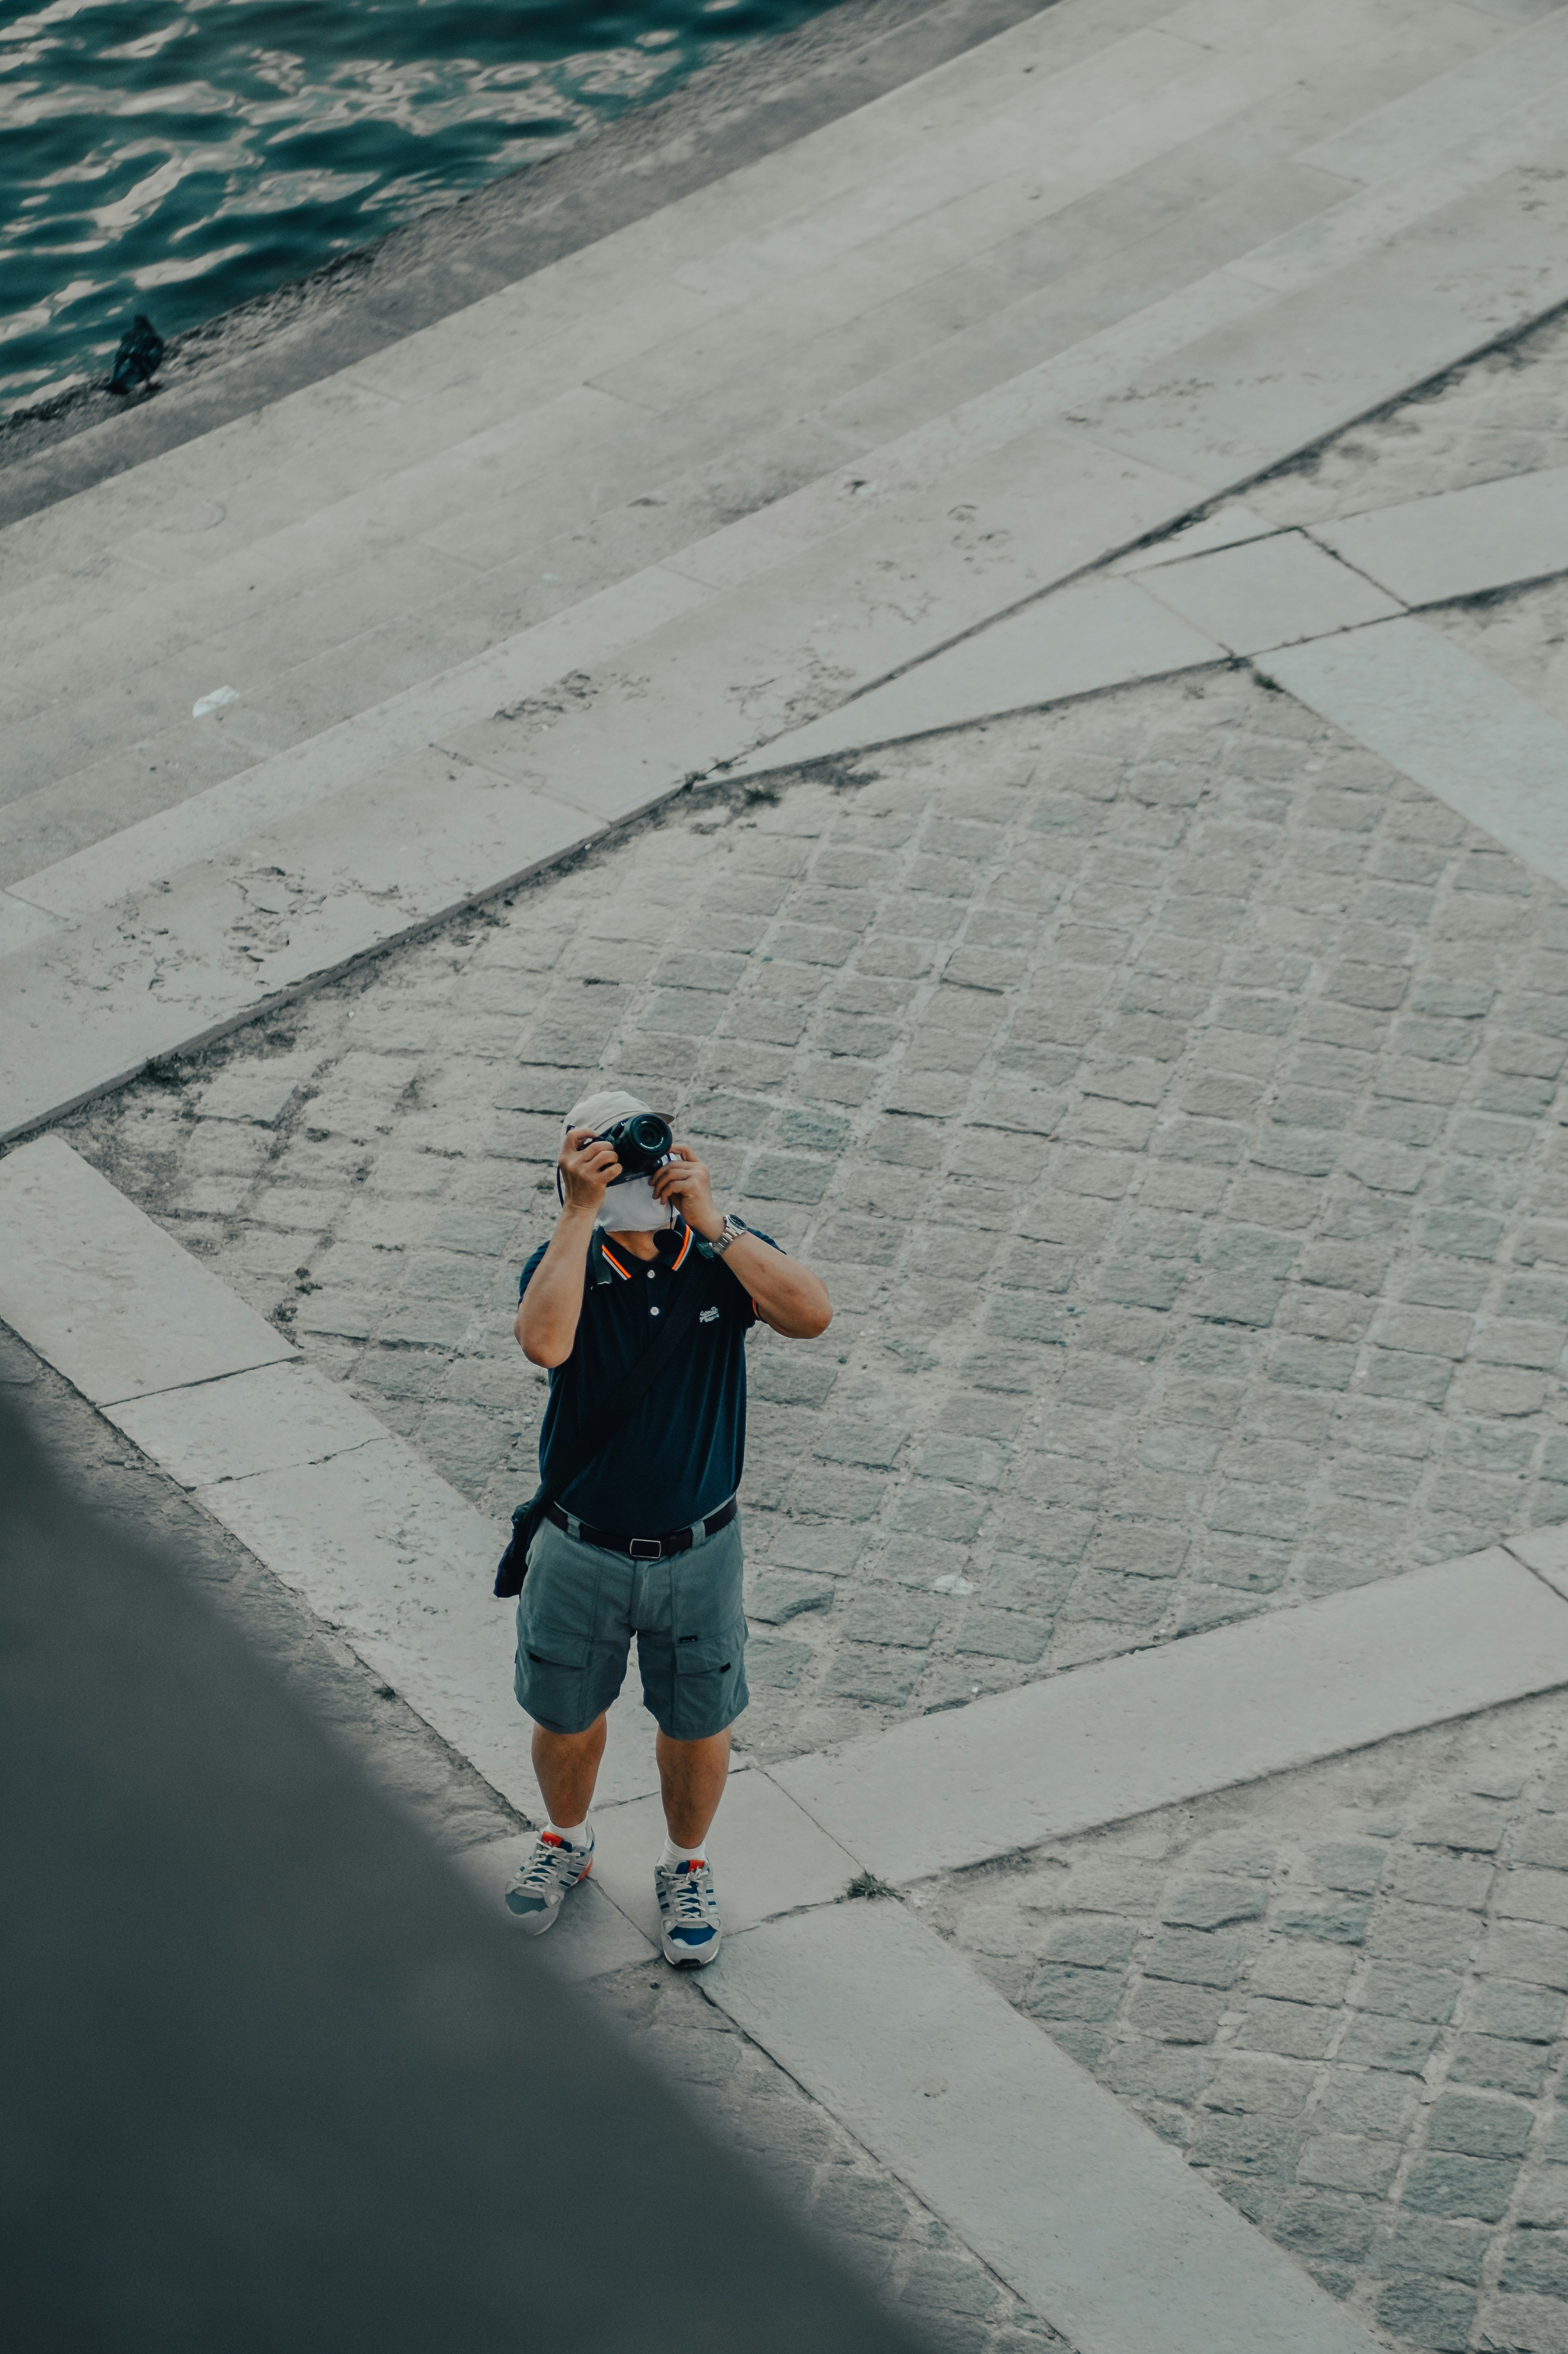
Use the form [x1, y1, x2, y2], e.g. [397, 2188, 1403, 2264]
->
[548, 1819, 590, 1850]
[659, 1833, 707, 1870]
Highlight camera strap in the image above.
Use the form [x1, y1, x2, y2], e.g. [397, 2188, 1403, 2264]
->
[493, 1262, 712, 1599]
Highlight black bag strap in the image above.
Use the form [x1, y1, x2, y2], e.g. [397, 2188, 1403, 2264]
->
[494, 1254, 712, 1596]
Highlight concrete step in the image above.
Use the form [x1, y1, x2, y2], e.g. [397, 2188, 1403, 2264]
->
[0, 0, 1524, 776]
[6, 0, 1568, 1136]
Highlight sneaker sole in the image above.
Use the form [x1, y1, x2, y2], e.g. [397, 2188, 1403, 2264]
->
[662, 1931, 721, 1970]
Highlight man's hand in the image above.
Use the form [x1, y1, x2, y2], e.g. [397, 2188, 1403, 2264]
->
[559, 1125, 622, 1216]
[650, 1144, 723, 1241]
[653, 1143, 831, 1340]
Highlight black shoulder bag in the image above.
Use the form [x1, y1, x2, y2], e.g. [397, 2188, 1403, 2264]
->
[494, 1271, 711, 1598]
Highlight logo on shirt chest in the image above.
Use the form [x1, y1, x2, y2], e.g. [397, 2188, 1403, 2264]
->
[699, 1306, 720, 1324]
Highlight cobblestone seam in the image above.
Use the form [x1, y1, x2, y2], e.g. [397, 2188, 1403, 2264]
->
[923, 1691, 1568, 2354]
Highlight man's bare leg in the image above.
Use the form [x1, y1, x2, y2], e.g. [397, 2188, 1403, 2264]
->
[504, 1716, 605, 1935]
[532, 1713, 607, 1827]
[656, 1727, 731, 1847]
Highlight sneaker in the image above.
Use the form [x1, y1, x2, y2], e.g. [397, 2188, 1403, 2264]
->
[503, 1830, 594, 1935]
[655, 1856, 722, 1968]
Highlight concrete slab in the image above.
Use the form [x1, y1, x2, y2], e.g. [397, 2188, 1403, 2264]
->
[0, 892, 64, 957]
[192, 1439, 533, 1813]
[659, 26, 1208, 313]
[774, 1551, 1568, 1882]
[446, 428, 1204, 818]
[0, 761, 605, 1146]
[734, 575, 1223, 772]
[0, 1135, 294, 1406]
[6, 566, 698, 926]
[1069, 148, 1568, 488]
[232, 751, 604, 917]
[712, 1902, 1382, 2354]
[1112, 499, 1276, 570]
[106, 1359, 390, 1489]
[1301, 3, 1568, 186]
[1261, 616, 1568, 891]
[179, 1421, 660, 1812]
[1228, 83, 1568, 297]
[587, 1767, 863, 1949]
[1311, 463, 1568, 603]
[450, 1836, 658, 1979]
[618, 21, 1362, 499]
[825, 255, 1269, 463]
[1504, 1525, 1568, 1596]
[0, 705, 274, 872]
[1136, 529, 1405, 650]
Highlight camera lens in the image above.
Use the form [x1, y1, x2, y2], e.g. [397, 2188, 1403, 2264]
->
[598, 1112, 674, 1181]
[627, 1113, 673, 1159]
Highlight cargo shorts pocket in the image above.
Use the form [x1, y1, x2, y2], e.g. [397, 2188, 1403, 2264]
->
[514, 1629, 591, 1733]
[667, 1621, 749, 1741]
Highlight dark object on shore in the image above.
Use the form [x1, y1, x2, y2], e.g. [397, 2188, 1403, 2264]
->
[0, 1388, 921, 2354]
[108, 313, 164, 396]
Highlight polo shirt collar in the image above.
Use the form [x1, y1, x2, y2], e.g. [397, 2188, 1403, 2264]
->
[593, 1218, 694, 1285]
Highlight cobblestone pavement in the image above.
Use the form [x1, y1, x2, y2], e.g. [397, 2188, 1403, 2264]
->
[921, 1690, 1568, 2354]
[66, 645, 1568, 1759]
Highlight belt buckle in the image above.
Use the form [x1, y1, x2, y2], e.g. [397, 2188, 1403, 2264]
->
[629, 1537, 662, 1560]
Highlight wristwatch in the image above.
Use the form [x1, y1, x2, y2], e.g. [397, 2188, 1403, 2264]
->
[700, 1213, 748, 1258]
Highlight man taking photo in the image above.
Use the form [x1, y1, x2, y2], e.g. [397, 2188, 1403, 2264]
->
[502, 1088, 832, 1966]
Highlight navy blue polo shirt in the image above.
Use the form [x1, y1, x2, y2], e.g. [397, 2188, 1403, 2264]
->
[519, 1218, 777, 1534]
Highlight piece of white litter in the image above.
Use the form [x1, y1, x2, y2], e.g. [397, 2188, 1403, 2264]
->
[192, 686, 240, 719]
[933, 1572, 975, 1595]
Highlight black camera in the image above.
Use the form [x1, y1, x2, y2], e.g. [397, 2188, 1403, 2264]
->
[598, 1112, 673, 1182]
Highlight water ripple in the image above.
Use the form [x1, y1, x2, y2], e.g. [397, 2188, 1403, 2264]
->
[1, 0, 836, 409]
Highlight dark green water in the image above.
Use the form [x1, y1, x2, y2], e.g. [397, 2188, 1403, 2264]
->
[0, 0, 840, 412]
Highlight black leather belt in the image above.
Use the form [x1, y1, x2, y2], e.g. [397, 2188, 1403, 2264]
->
[545, 1494, 737, 1560]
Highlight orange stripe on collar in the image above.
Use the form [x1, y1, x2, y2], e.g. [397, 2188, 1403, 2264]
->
[671, 1222, 694, 1271]
[599, 1240, 632, 1280]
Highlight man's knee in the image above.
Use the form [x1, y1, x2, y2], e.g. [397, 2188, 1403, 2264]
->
[532, 1711, 607, 1752]
[655, 1727, 730, 1758]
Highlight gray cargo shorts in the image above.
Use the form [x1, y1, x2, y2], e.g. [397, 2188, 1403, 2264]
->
[514, 1509, 748, 1742]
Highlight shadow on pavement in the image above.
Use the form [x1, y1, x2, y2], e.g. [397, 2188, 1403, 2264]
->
[0, 1390, 921, 2354]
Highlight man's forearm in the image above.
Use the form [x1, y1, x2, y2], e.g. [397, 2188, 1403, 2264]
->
[516, 1206, 595, 1365]
[725, 1233, 832, 1339]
